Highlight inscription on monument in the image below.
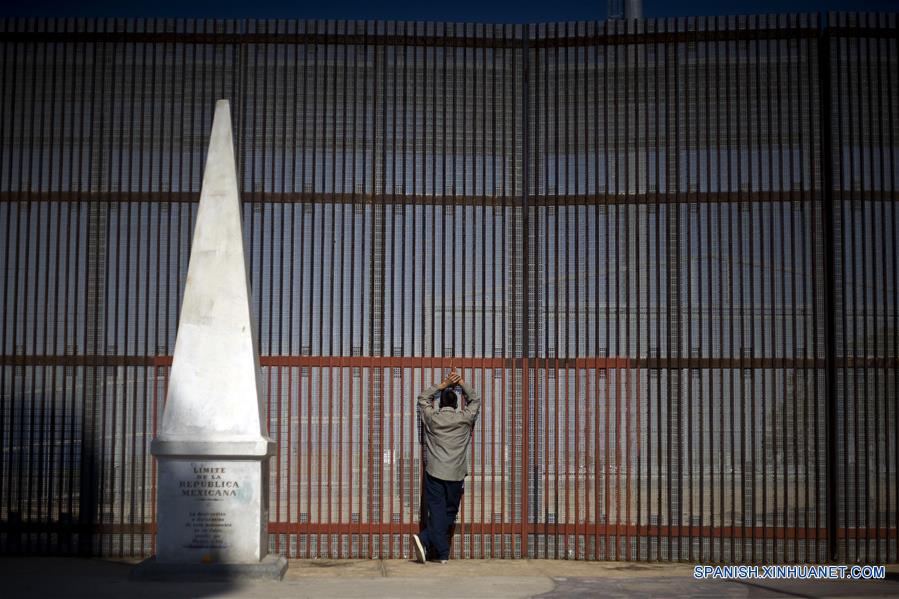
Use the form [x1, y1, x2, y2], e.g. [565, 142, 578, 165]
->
[186, 511, 232, 549]
[177, 464, 239, 549]
[180, 464, 241, 499]
[157, 459, 263, 562]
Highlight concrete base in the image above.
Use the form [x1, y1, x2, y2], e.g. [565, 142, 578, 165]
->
[154, 457, 270, 563]
[129, 554, 288, 582]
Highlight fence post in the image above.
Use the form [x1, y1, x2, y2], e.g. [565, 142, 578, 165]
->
[817, 12, 839, 564]
[519, 23, 531, 560]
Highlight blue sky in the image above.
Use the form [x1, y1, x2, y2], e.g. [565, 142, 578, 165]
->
[1, 0, 896, 21]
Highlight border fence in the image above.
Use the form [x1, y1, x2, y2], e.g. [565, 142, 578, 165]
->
[0, 12, 897, 562]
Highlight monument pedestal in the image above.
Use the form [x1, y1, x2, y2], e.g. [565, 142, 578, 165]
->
[155, 450, 271, 564]
[133, 439, 283, 580]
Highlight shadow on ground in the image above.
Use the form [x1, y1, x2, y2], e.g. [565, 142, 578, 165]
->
[1, 557, 242, 599]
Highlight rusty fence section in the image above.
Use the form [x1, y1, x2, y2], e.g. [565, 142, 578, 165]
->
[0, 13, 897, 562]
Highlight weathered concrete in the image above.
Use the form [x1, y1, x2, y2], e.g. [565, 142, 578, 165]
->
[149, 99, 275, 569]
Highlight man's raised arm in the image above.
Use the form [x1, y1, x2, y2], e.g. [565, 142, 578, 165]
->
[417, 383, 441, 423]
[459, 379, 481, 423]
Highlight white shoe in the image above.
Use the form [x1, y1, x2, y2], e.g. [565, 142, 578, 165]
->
[411, 534, 426, 563]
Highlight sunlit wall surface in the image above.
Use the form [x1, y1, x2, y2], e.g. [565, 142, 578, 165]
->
[0, 12, 896, 562]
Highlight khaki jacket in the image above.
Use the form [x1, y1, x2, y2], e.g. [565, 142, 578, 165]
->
[416, 380, 481, 481]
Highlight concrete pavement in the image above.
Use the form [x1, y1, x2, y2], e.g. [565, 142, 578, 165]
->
[2, 557, 898, 598]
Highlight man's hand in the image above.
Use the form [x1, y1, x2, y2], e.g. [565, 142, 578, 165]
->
[438, 371, 461, 390]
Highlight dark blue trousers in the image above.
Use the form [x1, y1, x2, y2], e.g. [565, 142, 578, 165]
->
[419, 472, 463, 560]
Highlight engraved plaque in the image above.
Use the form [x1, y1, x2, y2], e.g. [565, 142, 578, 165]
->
[156, 458, 269, 563]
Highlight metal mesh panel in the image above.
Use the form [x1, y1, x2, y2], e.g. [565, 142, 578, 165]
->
[0, 14, 897, 562]
[828, 12, 899, 564]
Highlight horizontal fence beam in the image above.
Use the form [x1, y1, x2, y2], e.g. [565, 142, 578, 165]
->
[1, 22, 893, 50]
[2, 520, 895, 541]
[7, 190, 894, 206]
[0, 26, 827, 49]
[1, 354, 896, 369]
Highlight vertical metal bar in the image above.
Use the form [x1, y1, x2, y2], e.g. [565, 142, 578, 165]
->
[377, 25, 386, 558]
[481, 27, 490, 560]
[561, 23, 570, 562]
[672, 17, 683, 563]
[701, 16, 712, 564]
[540, 26, 549, 559]
[593, 23, 602, 561]
[386, 34, 395, 561]
[726, 19, 738, 564]
[869, 17, 885, 565]
[270, 26, 282, 557]
[613, 23, 623, 561]
[460, 27, 469, 559]
[817, 12, 839, 563]
[302, 22, 313, 558]
[61, 18, 79, 554]
[366, 22, 376, 558]
[777, 22, 789, 562]
[20, 19, 38, 553]
[693, 18, 702, 564]
[571, 27, 581, 561]
[784, 22, 799, 564]
[36, 20, 55, 553]
[97, 19, 113, 556]
[624, 22, 633, 563]
[716, 17, 728, 564]
[319, 26, 330, 558]
[148, 20, 162, 557]
[735, 21, 748, 563]
[760, 17, 772, 562]
[636, 19, 647, 563]
[120, 26, 135, 558]
[346, 23, 356, 559]
[324, 22, 337, 545]
[498, 24, 507, 560]
[408, 22, 419, 561]
[106, 21, 121, 557]
[79, 21, 94, 555]
[602, 20, 612, 561]
[336, 24, 347, 560]
[799, 16, 817, 562]
[136, 19, 152, 558]
[284, 27, 296, 557]
[520, 23, 530, 560]
[292, 25, 304, 559]
[775, 19, 786, 562]
[851, 15, 864, 560]
[862, 18, 877, 563]
[650, 18, 661, 562]
[399, 23, 407, 561]
[552, 25, 560, 561]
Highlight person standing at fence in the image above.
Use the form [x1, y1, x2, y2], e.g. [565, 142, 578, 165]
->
[412, 369, 481, 564]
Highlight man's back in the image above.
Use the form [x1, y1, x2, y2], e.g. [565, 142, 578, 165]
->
[417, 380, 481, 481]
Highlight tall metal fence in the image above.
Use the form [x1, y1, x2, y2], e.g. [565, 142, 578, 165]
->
[0, 12, 896, 562]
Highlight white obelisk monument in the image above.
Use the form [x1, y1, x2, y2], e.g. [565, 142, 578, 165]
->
[137, 100, 286, 579]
